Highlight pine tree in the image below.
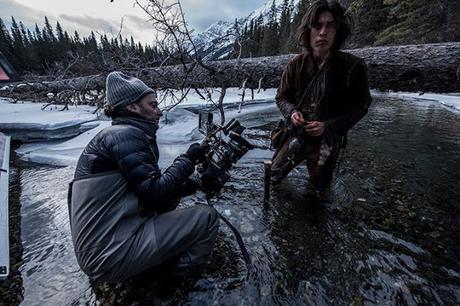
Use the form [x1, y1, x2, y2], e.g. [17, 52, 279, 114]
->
[253, 15, 265, 57]
[279, 0, 294, 53]
[286, 0, 310, 53]
[20, 21, 37, 70]
[33, 23, 47, 71]
[347, 0, 390, 46]
[375, 0, 452, 45]
[10, 17, 27, 71]
[0, 18, 17, 70]
[88, 31, 98, 52]
[55, 21, 66, 61]
[262, 0, 280, 56]
[130, 36, 136, 54]
[442, 0, 460, 42]
[44, 16, 56, 42]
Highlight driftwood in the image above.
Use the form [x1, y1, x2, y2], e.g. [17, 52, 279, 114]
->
[1, 43, 459, 98]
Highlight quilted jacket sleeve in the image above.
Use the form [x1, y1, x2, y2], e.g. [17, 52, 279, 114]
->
[110, 127, 195, 210]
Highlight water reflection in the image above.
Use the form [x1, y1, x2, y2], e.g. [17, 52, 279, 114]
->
[19, 165, 95, 305]
[16, 95, 460, 305]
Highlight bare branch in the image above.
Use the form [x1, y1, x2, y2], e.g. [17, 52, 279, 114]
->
[217, 86, 227, 125]
[238, 77, 248, 113]
[257, 75, 265, 93]
[194, 87, 207, 100]
[163, 86, 192, 112]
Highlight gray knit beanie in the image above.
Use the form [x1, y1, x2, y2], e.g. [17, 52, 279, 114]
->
[105, 71, 155, 109]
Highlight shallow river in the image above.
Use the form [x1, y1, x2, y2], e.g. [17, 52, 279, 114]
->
[12, 95, 460, 305]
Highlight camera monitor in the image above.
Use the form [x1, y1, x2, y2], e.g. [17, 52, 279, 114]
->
[198, 111, 214, 135]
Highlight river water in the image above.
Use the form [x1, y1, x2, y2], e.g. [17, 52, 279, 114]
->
[12, 94, 460, 305]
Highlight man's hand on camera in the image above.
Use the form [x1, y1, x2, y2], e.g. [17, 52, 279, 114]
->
[290, 111, 305, 127]
[178, 178, 200, 197]
[185, 142, 209, 164]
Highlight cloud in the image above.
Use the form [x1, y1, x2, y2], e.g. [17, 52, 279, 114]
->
[125, 15, 150, 29]
[0, 0, 267, 44]
[0, 0, 51, 28]
[59, 14, 118, 35]
[59, 14, 155, 44]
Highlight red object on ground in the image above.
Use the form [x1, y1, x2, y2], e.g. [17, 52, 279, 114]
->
[0, 66, 9, 81]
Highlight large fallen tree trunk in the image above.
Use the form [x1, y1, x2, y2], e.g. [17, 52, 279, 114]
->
[1, 43, 459, 99]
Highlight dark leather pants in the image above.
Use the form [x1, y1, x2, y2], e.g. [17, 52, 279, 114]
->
[270, 136, 338, 191]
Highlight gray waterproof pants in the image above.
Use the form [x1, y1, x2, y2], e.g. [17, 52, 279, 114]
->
[76, 204, 219, 282]
[70, 171, 219, 282]
[117, 205, 219, 280]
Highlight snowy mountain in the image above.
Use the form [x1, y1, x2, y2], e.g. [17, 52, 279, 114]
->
[193, 21, 236, 62]
[246, 0, 294, 23]
[193, 0, 300, 61]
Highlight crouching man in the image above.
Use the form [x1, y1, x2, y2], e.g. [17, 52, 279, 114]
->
[68, 71, 219, 282]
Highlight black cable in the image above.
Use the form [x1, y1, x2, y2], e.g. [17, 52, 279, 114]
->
[205, 196, 253, 274]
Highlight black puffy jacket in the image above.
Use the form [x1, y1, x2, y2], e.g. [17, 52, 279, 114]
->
[74, 116, 195, 212]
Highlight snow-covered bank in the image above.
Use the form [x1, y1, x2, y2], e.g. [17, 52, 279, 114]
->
[0, 98, 103, 141]
[1, 90, 459, 166]
[16, 121, 110, 166]
[14, 100, 279, 167]
[0, 88, 278, 166]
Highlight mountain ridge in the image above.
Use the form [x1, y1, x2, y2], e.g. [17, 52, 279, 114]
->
[193, 0, 300, 61]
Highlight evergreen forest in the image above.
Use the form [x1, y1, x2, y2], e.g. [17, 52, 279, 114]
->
[238, 0, 460, 57]
[0, 0, 459, 77]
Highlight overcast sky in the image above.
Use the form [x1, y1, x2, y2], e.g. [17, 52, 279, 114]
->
[1, 0, 267, 45]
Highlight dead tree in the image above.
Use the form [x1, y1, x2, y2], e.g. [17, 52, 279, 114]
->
[134, 0, 231, 123]
[2, 42, 459, 102]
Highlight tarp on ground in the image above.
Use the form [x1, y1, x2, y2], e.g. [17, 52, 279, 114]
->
[0, 51, 20, 83]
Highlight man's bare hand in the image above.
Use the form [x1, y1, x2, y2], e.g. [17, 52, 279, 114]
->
[290, 111, 306, 127]
[305, 121, 325, 137]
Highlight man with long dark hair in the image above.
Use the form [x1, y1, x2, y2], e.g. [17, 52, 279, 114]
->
[271, 0, 371, 197]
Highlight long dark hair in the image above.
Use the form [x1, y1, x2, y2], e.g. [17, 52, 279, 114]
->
[297, 0, 352, 52]
[103, 104, 131, 118]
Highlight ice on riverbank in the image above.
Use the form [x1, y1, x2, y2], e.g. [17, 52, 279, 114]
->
[397, 93, 460, 112]
[1, 90, 459, 166]
[16, 121, 111, 166]
[0, 98, 102, 141]
[372, 91, 460, 112]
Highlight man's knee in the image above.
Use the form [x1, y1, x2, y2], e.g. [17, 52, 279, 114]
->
[202, 205, 218, 227]
[191, 205, 219, 234]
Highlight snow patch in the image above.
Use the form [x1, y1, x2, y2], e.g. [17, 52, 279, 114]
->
[16, 121, 111, 166]
[0, 98, 103, 141]
[4, 88, 457, 167]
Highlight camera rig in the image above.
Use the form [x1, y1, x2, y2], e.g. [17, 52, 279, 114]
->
[196, 111, 254, 196]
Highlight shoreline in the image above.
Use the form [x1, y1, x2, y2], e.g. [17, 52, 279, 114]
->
[0, 143, 24, 306]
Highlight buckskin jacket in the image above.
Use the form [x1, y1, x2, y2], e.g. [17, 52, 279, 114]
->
[276, 50, 372, 140]
[68, 116, 195, 280]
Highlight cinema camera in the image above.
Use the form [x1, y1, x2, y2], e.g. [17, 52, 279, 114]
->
[196, 111, 255, 196]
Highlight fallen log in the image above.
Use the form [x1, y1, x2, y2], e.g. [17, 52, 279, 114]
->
[0, 42, 459, 99]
